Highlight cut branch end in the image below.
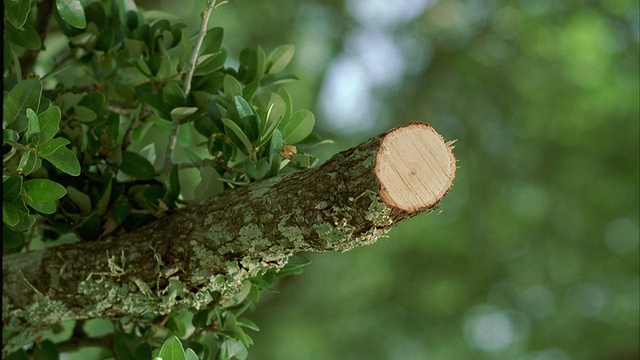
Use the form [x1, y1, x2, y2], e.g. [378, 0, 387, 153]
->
[375, 123, 456, 212]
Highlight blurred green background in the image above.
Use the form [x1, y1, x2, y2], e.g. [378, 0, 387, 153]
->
[104, 0, 640, 358]
[142, 0, 640, 359]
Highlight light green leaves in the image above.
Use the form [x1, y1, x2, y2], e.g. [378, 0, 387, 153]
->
[23, 179, 67, 202]
[56, 0, 86, 29]
[266, 44, 295, 75]
[2, 177, 66, 229]
[280, 110, 315, 144]
[157, 336, 187, 360]
[39, 145, 81, 176]
[25, 106, 61, 145]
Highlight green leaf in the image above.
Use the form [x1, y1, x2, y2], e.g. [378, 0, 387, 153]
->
[163, 165, 180, 207]
[78, 93, 106, 112]
[6, 212, 36, 233]
[136, 82, 171, 119]
[185, 348, 199, 360]
[37, 106, 61, 145]
[3, 349, 28, 360]
[124, 38, 146, 60]
[278, 88, 293, 121]
[255, 92, 285, 133]
[79, 213, 100, 241]
[5, 22, 42, 50]
[6, 0, 33, 29]
[74, 105, 97, 122]
[223, 74, 242, 101]
[156, 42, 175, 80]
[278, 254, 312, 276]
[135, 344, 153, 360]
[113, 333, 136, 360]
[95, 27, 115, 51]
[3, 199, 29, 227]
[266, 44, 295, 75]
[159, 336, 186, 360]
[199, 27, 223, 55]
[56, 0, 87, 29]
[39, 137, 70, 156]
[245, 158, 269, 180]
[23, 179, 67, 202]
[3, 129, 20, 145]
[95, 178, 112, 215]
[236, 317, 260, 332]
[238, 47, 266, 83]
[192, 309, 213, 328]
[222, 118, 253, 154]
[170, 107, 199, 123]
[119, 151, 156, 180]
[194, 166, 224, 199]
[234, 95, 254, 119]
[66, 186, 92, 215]
[25, 108, 40, 143]
[3, 226, 25, 254]
[261, 74, 299, 87]
[3, 176, 23, 202]
[40, 146, 81, 176]
[280, 110, 315, 144]
[24, 198, 57, 214]
[193, 51, 227, 76]
[162, 82, 186, 108]
[17, 151, 41, 175]
[112, 199, 132, 224]
[234, 96, 259, 141]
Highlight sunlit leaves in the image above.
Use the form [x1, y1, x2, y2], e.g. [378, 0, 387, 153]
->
[2, 2, 324, 357]
[23, 179, 67, 202]
[39, 146, 81, 176]
[266, 44, 295, 75]
[56, 0, 87, 29]
[280, 110, 315, 144]
[158, 336, 187, 360]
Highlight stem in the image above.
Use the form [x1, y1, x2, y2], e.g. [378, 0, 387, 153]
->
[183, 0, 226, 96]
[164, 0, 226, 174]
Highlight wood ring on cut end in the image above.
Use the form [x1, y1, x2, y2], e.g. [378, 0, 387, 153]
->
[375, 123, 456, 212]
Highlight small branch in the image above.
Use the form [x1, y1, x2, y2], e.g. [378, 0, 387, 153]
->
[183, 0, 227, 96]
[162, 122, 180, 173]
[163, 0, 226, 174]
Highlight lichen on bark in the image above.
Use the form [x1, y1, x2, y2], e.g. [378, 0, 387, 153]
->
[2, 123, 456, 353]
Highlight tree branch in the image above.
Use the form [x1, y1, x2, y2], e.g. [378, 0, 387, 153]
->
[2, 123, 456, 353]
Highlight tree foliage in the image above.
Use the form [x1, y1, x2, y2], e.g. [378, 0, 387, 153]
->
[3, 0, 323, 358]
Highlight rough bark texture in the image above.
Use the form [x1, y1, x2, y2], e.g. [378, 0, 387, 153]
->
[2, 122, 456, 353]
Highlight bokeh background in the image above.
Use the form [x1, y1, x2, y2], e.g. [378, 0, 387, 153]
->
[143, 0, 640, 359]
[102, 0, 640, 358]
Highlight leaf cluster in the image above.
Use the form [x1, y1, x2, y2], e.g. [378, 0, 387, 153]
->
[3, 0, 322, 358]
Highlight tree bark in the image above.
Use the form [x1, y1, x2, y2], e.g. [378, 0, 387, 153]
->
[2, 122, 456, 353]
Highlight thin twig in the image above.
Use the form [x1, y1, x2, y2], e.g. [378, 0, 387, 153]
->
[164, 0, 226, 174]
[183, 0, 226, 96]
